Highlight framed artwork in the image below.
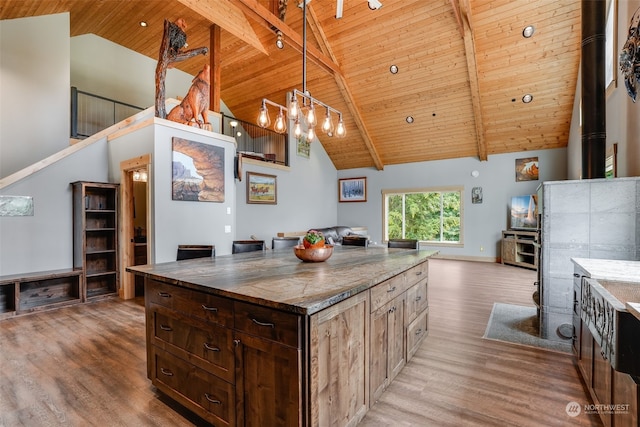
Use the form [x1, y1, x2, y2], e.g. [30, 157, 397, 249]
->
[246, 172, 277, 204]
[339, 177, 367, 202]
[172, 137, 225, 202]
[515, 157, 539, 182]
[296, 136, 310, 158]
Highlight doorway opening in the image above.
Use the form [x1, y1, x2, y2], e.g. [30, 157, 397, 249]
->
[120, 154, 151, 300]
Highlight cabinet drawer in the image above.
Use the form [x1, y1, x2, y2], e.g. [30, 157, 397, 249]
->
[152, 348, 235, 427]
[406, 278, 428, 323]
[151, 308, 234, 384]
[234, 301, 301, 348]
[405, 261, 428, 288]
[146, 279, 233, 327]
[371, 273, 406, 312]
[407, 308, 428, 362]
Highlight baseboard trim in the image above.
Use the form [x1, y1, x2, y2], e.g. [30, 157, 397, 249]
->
[430, 254, 499, 263]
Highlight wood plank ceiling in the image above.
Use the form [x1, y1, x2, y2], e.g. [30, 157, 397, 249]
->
[0, 0, 581, 170]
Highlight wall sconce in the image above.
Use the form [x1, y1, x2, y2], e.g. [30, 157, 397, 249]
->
[133, 169, 148, 182]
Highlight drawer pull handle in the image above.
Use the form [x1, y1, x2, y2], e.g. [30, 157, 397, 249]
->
[203, 343, 220, 352]
[201, 304, 218, 312]
[415, 296, 422, 302]
[573, 273, 580, 278]
[158, 292, 171, 298]
[387, 286, 396, 293]
[160, 368, 174, 377]
[251, 318, 275, 328]
[205, 394, 222, 404]
[160, 324, 172, 332]
[416, 328, 423, 335]
[415, 271, 423, 276]
[389, 306, 396, 314]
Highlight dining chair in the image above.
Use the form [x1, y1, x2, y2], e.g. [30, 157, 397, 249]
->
[176, 244, 215, 260]
[387, 239, 418, 249]
[232, 240, 265, 254]
[342, 236, 369, 247]
[272, 236, 301, 250]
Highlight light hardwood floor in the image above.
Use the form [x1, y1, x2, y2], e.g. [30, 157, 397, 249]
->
[0, 259, 603, 426]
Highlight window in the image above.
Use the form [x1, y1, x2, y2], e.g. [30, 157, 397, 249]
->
[383, 187, 463, 244]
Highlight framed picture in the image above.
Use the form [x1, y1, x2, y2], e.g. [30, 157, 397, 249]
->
[296, 136, 310, 159]
[172, 137, 225, 202]
[515, 157, 539, 182]
[339, 177, 367, 202]
[246, 172, 277, 204]
[471, 187, 483, 204]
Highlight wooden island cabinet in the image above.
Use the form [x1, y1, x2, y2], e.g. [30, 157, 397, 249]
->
[129, 247, 436, 426]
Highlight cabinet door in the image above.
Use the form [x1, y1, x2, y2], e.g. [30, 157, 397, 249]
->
[501, 237, 516, 264]
[593, 340, 612, 427]
[387, 293, 406, 383]
[370, 294, 405, 403]
[235, 332, 302, 427]
[370, 303, 389, 402]
[579, 320, 593, 386]
[612, 369, 639, 427]
[310, 292, 368, 427]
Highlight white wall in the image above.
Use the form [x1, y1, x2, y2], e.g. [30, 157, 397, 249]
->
[71, 34, 201, 110]
[0, 140, 110, 275]
[0, 13, 70, 178]
[235, 138, 338, 245]
[338, 148, 567, 259]
[567, 0, 640, 179]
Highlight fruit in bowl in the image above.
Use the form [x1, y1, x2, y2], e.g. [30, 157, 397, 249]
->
[302, 230, 325, 249]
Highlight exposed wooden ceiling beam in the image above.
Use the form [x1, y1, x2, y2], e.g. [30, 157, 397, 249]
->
[456, 0, 487, 161]
[175, 0, 268, 55]
[232, 0, 343, 76]
[306, 4, 384, 171]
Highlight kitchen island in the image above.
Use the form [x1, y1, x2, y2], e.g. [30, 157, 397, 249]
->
[128, 246, 437, 426]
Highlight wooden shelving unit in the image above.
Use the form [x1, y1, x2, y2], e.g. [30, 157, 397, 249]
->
[72, 181, 119, 299]
[501, 229, 539, 270]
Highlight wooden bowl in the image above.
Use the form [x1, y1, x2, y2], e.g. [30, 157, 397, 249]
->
[293, 244, 334, 262]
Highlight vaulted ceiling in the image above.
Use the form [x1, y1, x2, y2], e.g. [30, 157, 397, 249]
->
[0, 0, 581, 170]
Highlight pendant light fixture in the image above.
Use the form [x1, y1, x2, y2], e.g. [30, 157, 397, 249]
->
[257, 0, 345, 140]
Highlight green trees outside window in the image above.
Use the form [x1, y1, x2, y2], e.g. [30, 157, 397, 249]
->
[385, 188, 461, 243]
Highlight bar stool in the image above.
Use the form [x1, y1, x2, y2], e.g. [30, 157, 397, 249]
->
[342, 236, 369, 247]
[232, 240, 265, 254]
[177, 245, 215, 260]
[272, 237, 301, 250]
[387, 239, 418, 249]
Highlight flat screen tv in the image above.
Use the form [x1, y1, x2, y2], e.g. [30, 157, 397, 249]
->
[510, 194, 538, 230]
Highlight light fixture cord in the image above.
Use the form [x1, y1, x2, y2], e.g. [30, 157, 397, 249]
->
[302, 0, 307, 94]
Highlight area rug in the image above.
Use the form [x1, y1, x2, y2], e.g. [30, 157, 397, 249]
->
[482, 303, 572, 353]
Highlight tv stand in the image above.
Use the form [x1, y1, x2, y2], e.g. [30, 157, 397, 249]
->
[501, 230, 539, 270]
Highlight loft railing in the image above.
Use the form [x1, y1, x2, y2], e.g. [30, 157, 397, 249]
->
[69, 89, 288, 166]
[70, 87, 144, 139]
[221, 113, 289, 167]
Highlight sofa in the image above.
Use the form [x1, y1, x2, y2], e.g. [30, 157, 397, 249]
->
[308, 226, 366, 245]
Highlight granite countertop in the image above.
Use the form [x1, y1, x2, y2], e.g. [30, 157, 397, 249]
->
[127, 246, 438, 315]
[572, 258, 640, 320]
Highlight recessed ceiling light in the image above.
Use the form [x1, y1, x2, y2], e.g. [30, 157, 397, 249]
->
[522, 94, 533, 103]
[522, 25, 535, 38]
[406, 116, 414, 123]
[389, 65, 398, 74]
[139, 21, 148, 27]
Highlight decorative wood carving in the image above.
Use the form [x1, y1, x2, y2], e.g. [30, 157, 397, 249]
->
[155, 19, 208, 119]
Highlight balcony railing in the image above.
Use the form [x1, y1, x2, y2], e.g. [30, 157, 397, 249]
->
[221, 113, 289, 167]
[70, 87, 144, 139]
